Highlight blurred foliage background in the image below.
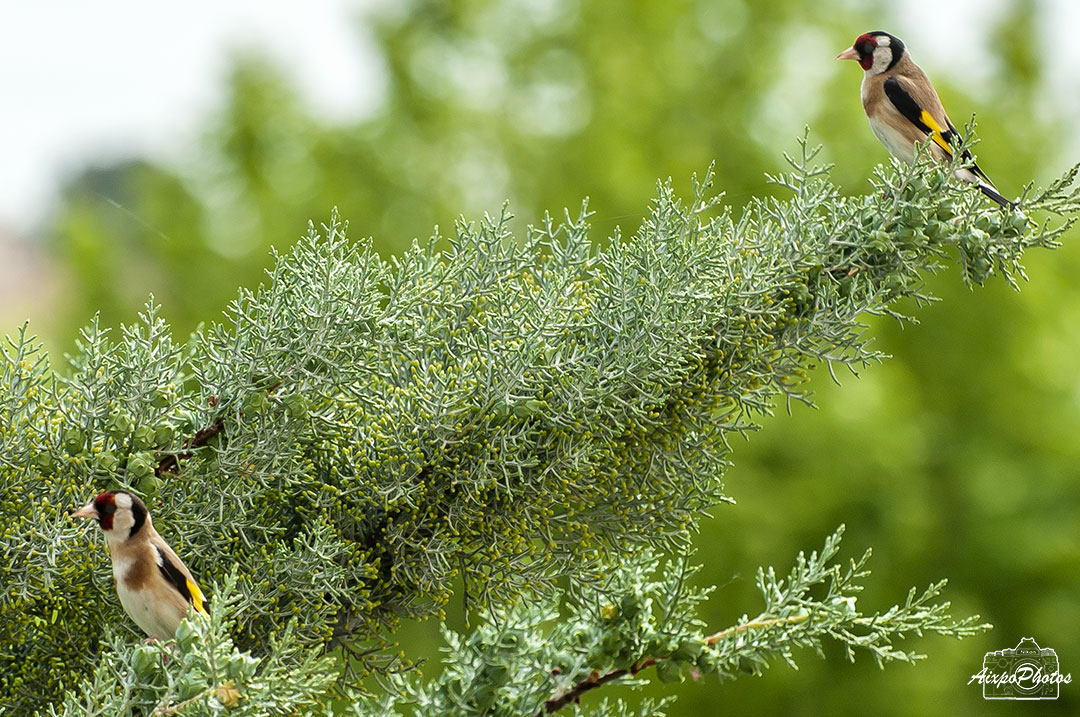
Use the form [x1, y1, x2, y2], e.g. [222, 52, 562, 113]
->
[6, 0, 1078, 713]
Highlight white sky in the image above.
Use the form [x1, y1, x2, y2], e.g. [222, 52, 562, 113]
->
[0, 0, 1077, 232]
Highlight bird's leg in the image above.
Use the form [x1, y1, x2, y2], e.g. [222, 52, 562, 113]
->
[143, 635, 174, 665]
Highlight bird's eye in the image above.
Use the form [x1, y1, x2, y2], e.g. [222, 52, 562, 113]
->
[101, 504, 116, 515]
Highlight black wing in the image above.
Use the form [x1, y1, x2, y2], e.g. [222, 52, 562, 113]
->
[882, 77, 935, 137]
[154, 543, 208, 612]
[882, 77, 997, 187]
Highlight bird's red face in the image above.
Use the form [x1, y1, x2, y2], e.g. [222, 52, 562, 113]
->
[71, 491, 120, 531]
[836, 32, 884, 71]
[852, 33, 879, 70]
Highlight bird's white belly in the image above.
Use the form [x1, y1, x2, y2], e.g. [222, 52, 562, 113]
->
[117, 583, 176, 638]
[867, 116, 917, 164]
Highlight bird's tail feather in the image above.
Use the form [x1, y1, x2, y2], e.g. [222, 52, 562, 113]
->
[977, 181, 1015, 210]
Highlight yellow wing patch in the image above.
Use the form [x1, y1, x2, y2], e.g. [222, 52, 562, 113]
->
[919, 111, 954, 157]
[187, 578, 208, 614]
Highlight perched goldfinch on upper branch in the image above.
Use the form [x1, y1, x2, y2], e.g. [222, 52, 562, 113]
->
[72, 490, 207, 639]
[837, 31, 1013, 208]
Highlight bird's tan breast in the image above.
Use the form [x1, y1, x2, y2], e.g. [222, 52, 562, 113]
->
[859, 72, 878, 110]
[109, 537, 189, 638]
[108, 538, 155, 591]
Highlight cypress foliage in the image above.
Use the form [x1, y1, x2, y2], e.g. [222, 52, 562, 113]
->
[3, 137, 1077, 713]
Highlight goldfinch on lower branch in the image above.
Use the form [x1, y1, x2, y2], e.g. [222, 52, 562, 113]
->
[72, 490, 208, 640]
[837, 31, 1014, 208]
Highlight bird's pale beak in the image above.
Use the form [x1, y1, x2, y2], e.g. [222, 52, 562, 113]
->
[835, 47, 860, 61]
[71, 503, 98, 520]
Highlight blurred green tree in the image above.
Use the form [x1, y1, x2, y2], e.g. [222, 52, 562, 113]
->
[45, 0, 879, 341]
[33, 0, 1080, 714]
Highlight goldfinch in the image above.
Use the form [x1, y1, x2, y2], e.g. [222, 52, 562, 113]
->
[837, 31, 1013, 208]
[72, 490, 208, 639]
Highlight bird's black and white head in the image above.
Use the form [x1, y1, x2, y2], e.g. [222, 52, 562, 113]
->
[72, 490, 149, 543]
[836, 31, 906, 75]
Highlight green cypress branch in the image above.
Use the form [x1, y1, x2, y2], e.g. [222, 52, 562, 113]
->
[388, 527, 988, 716]
[2, 133, 1078, 712]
